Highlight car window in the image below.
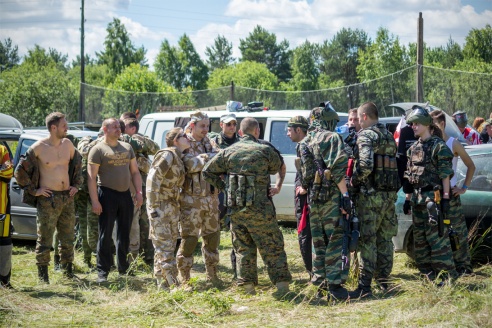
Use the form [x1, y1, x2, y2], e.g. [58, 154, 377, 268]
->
[457, 154, 492, 191]
[16, 138, 36, 165]
[153, 121, 175, 149]
[269, 121, 296, 155]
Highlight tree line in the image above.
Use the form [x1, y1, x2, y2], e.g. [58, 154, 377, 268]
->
[1, 19, 491, 126]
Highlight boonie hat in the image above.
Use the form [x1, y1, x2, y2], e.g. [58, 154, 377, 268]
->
[220, 113, 237, 123]
[287, 115, 309, 129]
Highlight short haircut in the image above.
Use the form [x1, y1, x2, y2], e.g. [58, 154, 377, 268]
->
[430, 109, 446, 127]
[190, 111, 208, 123]
[358, 102, 379, 120]
[166, 127, 184, 147]
[124, 118, 139, 132]
[240, 117, 258, 135]
[102, 118, 120, 133]
[120, 111, 137, 120]
[45, 112, 66, 130]
[348, 108, 358, 115]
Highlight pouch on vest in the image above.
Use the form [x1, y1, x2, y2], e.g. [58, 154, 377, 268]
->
[191, 172, 201, 196]
[236, 175, 246, 206]
[227, 174, 238, 207]
[246, 176, 255, 206]
[374, 154, 385, 190]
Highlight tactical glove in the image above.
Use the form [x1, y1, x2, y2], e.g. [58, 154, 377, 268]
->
[441, 199, 451, 216]
[403, 200, 411, 215]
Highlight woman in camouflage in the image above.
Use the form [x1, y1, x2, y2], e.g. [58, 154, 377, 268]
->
[146, 128, 190, 290]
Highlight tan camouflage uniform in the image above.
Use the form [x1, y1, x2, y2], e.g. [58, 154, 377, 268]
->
[146, 147, 186, 287]
[177, 133, 220, 282]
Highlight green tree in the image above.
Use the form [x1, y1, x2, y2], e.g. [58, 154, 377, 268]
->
[102, 63, 193, 118]
[424, 38, 463, 68]
[155, 34, 208, 91]
[24, 45, 69, 71]
[357, 28, 411, 107]
[0, 61, 77, 126]
[207, 61, 278, 107]
[205, 35, 235, 71]
[96, 18, 147, 78]
[0, 38, 20, 70]
[71, 54, 96, 67]
[319, 28, 370, 85]
[463, 24, 492, 63]
[239, 25, 292, 82]
[288, 40, 319, 91]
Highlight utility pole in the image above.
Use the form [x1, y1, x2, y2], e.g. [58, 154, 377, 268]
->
[416, 12, 424, 102]
[79, 0, 85, 122]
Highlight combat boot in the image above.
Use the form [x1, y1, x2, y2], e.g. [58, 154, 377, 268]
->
[241, 283, 256, 295]
[178, 267, 191, 284]
[54, 255, 61, 272]
[61, 262, 75, 279]
[156, 277, 169, 292]
[349, 285, 373, 299]
[38, 265, 50, 284]
[328, 284, 349, 301]
[164, 272, 179, 288]
[275, 281, 290, 294]
[205, 265, 222, 285]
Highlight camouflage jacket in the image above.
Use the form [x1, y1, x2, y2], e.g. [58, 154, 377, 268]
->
[14, 145, 83, 207]
[146, 147, 185, 210]
[209, 132, 241, 150]
[296, 134, 315, 190]
[352, 123, 397, 186]
[77, 136, 102, 193]
[301, 129, 348, 199]
[404, 135, 453, 204]
[182, 133, 218, 197]
[202, 134, 281, 209]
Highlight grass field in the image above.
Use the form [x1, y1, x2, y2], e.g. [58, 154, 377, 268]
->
[1, 226, 491, 327]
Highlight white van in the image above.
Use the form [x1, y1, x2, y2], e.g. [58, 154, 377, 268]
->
[139, 109, 348, 221]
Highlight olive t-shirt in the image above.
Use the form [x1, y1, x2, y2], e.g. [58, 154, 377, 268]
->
[88, 141, 135, 192]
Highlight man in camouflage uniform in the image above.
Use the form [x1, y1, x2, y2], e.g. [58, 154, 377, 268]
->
[15, 112, 83, 283]
[177, 111, 221, 285]
[403, 107, 458, 284]
[349, 102, 400, 298]
[76, 134, 103, 270]
[123, 118, 160, 264]
[300, 103, 351, 301]
[287, 115, 312, 278]
[203, 117, 292, 295]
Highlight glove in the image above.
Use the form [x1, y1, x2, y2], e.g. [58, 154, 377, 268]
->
[342, 196, 351, 214]
[403, 200, 411, 215]
[441, 199, 451, 215]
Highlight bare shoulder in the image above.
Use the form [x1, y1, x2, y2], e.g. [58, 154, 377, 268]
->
[31, 138, 48, 156]
[61, 138, 75, 149]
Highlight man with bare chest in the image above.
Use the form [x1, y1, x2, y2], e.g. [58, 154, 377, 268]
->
[15, 112, 83, 283]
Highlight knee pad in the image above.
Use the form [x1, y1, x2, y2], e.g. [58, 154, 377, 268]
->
[203, 231, 220, 252]
[179, 236, 198, 257]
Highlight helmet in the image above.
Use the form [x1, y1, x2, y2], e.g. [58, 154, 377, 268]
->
[310, 101, 339, 131]
[452, 110, 468, 128]
[406, 106, 432, 126]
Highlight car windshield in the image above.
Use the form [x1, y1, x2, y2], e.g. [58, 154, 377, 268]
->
[456, 154, 492, 191]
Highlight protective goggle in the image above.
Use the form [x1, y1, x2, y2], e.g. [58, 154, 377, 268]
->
[453, 113, 468, 123]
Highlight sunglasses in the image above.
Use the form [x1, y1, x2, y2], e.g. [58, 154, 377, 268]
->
[225, 122, 237, 127]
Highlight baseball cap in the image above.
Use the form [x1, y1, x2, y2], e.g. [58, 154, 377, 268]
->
[287, 115, 309, 129]
[220, 113, 237, 123]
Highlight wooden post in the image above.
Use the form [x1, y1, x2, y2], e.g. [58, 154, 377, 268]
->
[230, 81, 235, 100]
[79, 0, 85, 122]
[416, 12, 424, 102]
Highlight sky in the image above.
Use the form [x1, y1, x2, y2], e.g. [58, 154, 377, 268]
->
[1, 0, 491, 69]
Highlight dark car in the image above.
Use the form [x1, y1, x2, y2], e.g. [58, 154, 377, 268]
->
[393, 144, 492, 263]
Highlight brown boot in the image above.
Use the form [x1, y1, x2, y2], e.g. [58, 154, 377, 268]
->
[206, 265, 222, 285]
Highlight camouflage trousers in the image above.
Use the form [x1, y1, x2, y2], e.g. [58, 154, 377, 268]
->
[356, 191, 397, 286]
[230, 204, 292, 285]
[412, 204, 458, 279]
[310, 197, 349, 285]
[177, 194, 220, 273]
[148, 199, 180, 279]
[75, 190, 99, 261]
[448, 194, 472, 272]
[36, 191, 75, 266]
[129, 193, 153, 261]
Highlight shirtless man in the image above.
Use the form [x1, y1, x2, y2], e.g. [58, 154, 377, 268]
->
[15, 112, 83, 283]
